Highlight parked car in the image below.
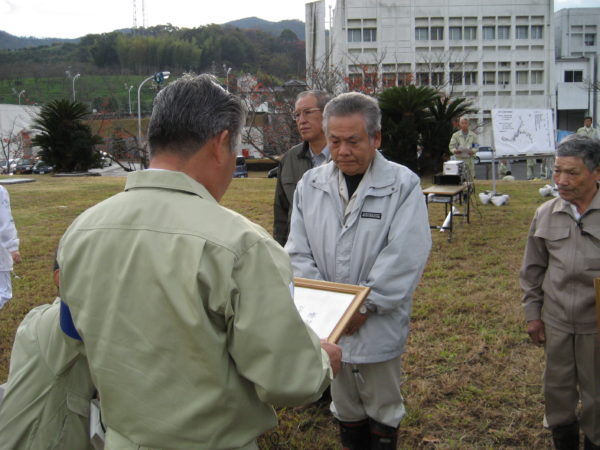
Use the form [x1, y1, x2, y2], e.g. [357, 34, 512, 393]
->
[14, 159, 35, 174]
[32, 160, 53, 174]
[267, 166, 279, 178]
[233, 156, 248, 178]
[0, 159, 16, 174]
[474, 146, 494, 164]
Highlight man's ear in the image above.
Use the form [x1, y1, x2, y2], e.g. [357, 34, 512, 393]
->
[373, 130, 382, 149]
[213, 130, 231, 164]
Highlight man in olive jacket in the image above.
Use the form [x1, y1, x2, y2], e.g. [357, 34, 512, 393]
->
[520, 135, 600, 449]
[0, 265, 95, 450]
[273, 90, 331, 245]
[57, 74, 341, 450]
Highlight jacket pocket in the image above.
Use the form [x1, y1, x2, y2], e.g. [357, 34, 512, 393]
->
[66, 391, 90, 418]
[534, 226, 570, 242]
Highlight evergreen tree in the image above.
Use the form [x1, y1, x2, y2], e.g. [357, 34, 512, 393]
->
[32, 99, 102, 172]
[378, 85, 439, 173]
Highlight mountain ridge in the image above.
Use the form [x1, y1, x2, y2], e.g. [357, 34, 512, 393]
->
[0, 17, 305, 50]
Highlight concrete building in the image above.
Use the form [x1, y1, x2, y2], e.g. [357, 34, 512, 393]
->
[307, 0, 556, 145]
[554, 8, 599, 131]
[0, 104, 41, 160]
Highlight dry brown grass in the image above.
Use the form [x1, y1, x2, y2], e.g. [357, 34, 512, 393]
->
[0, 176, 553, 449]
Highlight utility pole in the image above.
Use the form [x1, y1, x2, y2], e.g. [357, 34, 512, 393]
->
[132, 0, 137, 29]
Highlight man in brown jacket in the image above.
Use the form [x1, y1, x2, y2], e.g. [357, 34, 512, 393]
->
[273, 90, 331, 246]
[520, 134, 600, 450]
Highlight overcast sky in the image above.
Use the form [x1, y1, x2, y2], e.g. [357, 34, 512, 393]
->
[1, 0, 598, 39]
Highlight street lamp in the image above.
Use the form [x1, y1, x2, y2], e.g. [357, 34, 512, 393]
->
[72, 73, 80, 101]
[137, 71, 170, 145]
[17, 90, 25, 105]
[226, 67, 232, 92]
[126, 84, 134, 115]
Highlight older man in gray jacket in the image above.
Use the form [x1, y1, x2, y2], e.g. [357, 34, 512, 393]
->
[520, 135, 600, 450]
[286, 92, 431, 449]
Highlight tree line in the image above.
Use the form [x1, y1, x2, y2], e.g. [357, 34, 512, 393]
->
[0, 24, 305, 82]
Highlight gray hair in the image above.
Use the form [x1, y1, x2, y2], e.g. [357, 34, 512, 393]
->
[557, 134, 600, 172]
[148, 74, 245, 157]
[322, 92, 381, 139]
[296, 90, 332, 111]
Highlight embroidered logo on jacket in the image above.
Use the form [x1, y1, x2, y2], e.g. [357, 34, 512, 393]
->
[361, 212, 382, 220]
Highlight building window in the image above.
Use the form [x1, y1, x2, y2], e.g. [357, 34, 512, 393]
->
[483, 71, 495, 85]
[450, 72, 463, 85]
[348, 29, 362, 42]
[382, 73, 396, 88]
[431, 72, 444, 85]
[497, 26, 510, 40]
[363, 28, 377, 42]
[564, 70, 583, 82]
[397, 72, 411, 85]
[531, 71, 543, 84]
[416, 72, 430, 85]
[498, 71, 510, 85]
[415, 27, 428, 40]
[464, 26, 477, 40]
[516, 25, 529, 39]
[531, 25, 543, 39]
[464, 72, 477, 85]
[516, 71, 529, 84]
[430, 27, 444, 40]
[585, 33, 596, 46]
[483, 26, 495, 40]
[449, 27, 462, 40]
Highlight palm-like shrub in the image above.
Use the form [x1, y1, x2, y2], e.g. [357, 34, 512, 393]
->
[378, 85, 439, 174]
[32, 99, 102, 172]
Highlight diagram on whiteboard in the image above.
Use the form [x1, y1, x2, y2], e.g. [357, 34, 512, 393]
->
[492, 109, 555, 158]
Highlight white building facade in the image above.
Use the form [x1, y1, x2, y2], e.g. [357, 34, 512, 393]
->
[308, 0, 556, 146]
[554, 8, 599, 131]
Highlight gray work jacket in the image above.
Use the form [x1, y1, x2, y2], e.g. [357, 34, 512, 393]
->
[520, 189, 600, 334]
[286, 152, 432, 363]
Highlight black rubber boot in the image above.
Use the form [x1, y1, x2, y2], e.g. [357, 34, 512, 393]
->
[368, 419, 398, 450]
[584, 435, 600, 450]
[551, 422, 579, 450]
[338, 419, 371, 450]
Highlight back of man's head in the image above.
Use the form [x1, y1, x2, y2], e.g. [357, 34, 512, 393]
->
[148, 74, 245, 157]
[557, 134, 600, 172]
[322, 92, 381, 139]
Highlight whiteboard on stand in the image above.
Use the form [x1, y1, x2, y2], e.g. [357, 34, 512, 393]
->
[491, 109, 555, 158]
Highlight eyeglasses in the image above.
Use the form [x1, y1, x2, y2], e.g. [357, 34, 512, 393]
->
[292, 108, 321, 121]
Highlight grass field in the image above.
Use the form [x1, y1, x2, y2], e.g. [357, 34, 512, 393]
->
[0, 175, 554, 448]
[0, 75, 155, 113]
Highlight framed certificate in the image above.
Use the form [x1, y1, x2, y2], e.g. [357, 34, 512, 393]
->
[293, 277, 371, 343]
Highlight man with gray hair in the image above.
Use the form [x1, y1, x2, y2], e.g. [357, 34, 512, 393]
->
[286, 92, 431, 449]
[449, 116, 479, 180]
[520, 134, 600, 449]
[273, 90, 331, 246]
[57, 74, 341, 449]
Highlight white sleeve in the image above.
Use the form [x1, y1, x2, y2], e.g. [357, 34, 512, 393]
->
[0, 187, 19, 252]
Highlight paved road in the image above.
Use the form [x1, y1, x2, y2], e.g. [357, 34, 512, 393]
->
[474, 160, 552, 181]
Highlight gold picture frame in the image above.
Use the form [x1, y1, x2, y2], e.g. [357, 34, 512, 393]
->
[293, 277, 371, 343]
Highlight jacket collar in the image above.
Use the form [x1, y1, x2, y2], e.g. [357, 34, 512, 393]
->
[124, 169, 218, 203]
[296, 141, 311, 159]
[313, 151, 397, 191]
[552, 184, 600, 218]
